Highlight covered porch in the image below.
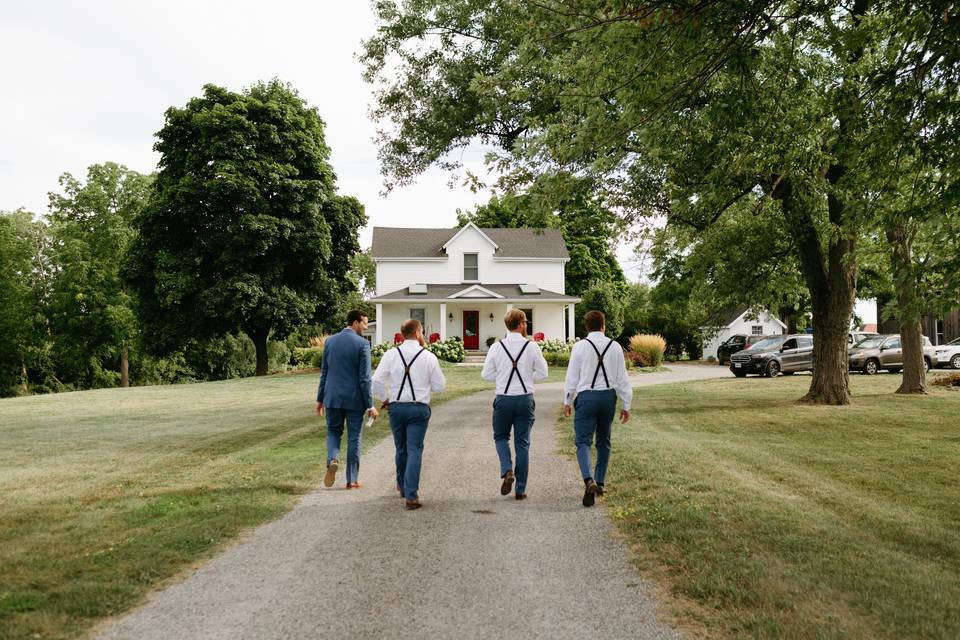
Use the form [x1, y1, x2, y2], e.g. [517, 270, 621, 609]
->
[371, 284, 579, 351]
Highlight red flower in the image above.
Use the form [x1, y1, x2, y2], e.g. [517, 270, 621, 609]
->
[393, 332, 404, 345]
[429, 332, 440, 344]
[533, 332, 545, 342]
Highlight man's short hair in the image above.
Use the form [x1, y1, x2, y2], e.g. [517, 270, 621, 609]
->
[584, 310, 605, 332]
[346, 309, 368, 326]
[504, 309, 527, 331]
[401, 318, 422, 338]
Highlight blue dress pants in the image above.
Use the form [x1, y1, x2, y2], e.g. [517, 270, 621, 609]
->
[492, 394, 536, 494]
[573, 389, 617, 484]
[325, 408, 364, 484]
[388, 402, 431, 501]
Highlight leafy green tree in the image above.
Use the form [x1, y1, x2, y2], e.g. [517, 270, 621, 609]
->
[0, 210, 52, 395]
[575, 282, 624, 339]
[125, 81, 366, 375]
[362, 1, 960, 405]
[47, 163, 152, 388]
[619, 281, 652, 342]
[457, 174, 627, 296]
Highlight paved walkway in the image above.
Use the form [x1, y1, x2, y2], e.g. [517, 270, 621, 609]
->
[96, 365, 729, 640]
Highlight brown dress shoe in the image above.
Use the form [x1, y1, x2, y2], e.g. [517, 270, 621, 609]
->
[405, 500, 422, 510]
[515, 493, 527, 501]
[323, 459, 339, 487]
[346, 482, 362, 489]
[500, 470, 515, 496]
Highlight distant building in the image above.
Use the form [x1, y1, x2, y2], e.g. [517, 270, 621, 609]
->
[370, 223, 581, 349]
[701, 307, 787, 361]
[877, 304, 959, 346]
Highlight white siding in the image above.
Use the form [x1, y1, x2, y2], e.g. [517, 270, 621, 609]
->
[378, 301, 569, 351]
[702, 311, 786, 360]
[375, 226, 566, 296]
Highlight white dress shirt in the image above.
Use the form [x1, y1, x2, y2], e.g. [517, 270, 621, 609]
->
[564, 332, 632, 407]
[372, 340, 446, 405]
[481, 332, 549, 396]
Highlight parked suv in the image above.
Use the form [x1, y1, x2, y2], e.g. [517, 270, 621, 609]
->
[729, 334, 814, 377]
[848, 334, 936, 374]
[717, 334, 773, 366]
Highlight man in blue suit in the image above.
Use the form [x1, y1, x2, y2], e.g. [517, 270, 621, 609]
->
[316, 309, 378, 489]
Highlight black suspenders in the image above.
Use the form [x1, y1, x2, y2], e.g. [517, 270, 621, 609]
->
[396, 347, 426, 402]
[586, 338, 615, 389]
[500, 340, 531, 394]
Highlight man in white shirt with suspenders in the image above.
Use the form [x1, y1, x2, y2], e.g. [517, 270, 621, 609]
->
[563, 310, 632, 507]
[481, 309, 549, 500]
[372, 319, 446, 510]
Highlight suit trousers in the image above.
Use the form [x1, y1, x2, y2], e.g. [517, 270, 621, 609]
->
[388, 402, 431, 501]
[491, 394, 536, 494]
[573, 389, 617, 484]
[325, 408, 364, 484]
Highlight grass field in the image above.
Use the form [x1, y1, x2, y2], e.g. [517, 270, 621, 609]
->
[0, 364, 564, 640]
[558, 374, 960, 639]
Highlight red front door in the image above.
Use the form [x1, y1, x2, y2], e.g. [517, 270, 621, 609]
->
[463, 310, 480, 350]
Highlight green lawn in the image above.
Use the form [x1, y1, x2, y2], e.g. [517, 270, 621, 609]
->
[0, 364, 561, 640]
[558, 374, 960, 639]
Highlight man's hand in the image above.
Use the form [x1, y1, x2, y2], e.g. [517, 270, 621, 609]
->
[620, 409, 630, 424]
[563, 404, 572, 418]
[367, 407, 379, 420]
[316, 402, 325, 416]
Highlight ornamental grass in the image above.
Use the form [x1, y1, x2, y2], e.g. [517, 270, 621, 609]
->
[629, 334, 666, 367]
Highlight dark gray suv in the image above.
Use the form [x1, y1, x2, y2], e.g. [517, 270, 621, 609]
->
[729, 334, 814, 377]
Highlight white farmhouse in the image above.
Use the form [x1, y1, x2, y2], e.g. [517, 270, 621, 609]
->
[370, 223, 581, 351]
[701, 307, 787, 360]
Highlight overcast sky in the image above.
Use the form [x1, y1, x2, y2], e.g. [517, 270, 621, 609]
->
[0, 2, 497, 248]
[0, 1, 873, 320]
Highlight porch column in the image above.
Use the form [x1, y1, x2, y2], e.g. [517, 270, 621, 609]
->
[567, 303, 576, 341]
[375, 303, 383, 344]
[440, 302, 447, 341]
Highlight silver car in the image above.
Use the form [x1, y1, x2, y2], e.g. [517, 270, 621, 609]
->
[848, 334, 936, 374]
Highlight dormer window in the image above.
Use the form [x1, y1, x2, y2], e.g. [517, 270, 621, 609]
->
[463, 253, 479, 281]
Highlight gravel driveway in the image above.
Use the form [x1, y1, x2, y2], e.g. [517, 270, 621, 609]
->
[96, 365, 729, 640]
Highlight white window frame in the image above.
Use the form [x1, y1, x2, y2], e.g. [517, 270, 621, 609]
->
[751, 325, 763, 336]
[409, 308, 426, 326]
[463, 253, 479, 282]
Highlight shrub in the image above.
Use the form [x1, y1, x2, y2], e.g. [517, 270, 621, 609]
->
[308, 335, 328, 349]
[539, 338, 573, 354]
[293, 346, 323, 368]
[485, 336, 498, 348]
[629, 334, 666, 367]
[544, 351, 571, 367]
[426, 337, 465, 363]
[626, 350, 651, 368]
[371, 341, 395, 369]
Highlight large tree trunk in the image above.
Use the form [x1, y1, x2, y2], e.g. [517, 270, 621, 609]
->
[773, 176, 857, 405]
[252, 328, 270, 376]
[886, 223, 927, 394]
[120, 345, 130, 388]
[779, 306, 798, 334]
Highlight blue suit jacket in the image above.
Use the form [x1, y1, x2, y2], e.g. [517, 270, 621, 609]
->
[317, 328, 373, 411]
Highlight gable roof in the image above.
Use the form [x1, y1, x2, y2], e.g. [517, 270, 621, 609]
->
[703, 307, 787, 330]
[371, 226, 569, 259]
[371, 283, 580, 302]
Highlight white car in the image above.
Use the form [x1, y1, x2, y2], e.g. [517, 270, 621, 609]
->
[934, 337, 960, 369]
